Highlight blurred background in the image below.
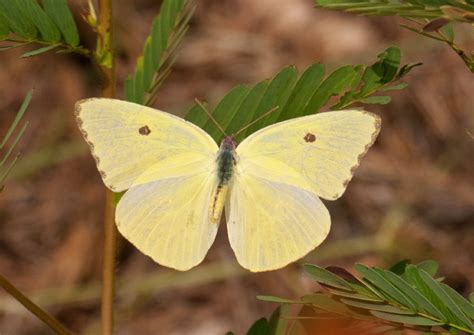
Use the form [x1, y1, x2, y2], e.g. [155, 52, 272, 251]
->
[0, 0, 473, 334]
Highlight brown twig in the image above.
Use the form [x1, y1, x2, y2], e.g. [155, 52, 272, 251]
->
[96, 0, 116, 334]
[0, 273, 72, 335]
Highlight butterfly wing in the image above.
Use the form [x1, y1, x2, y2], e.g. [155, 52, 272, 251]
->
[75, 98, 218, 191]
[226, 173, 330, 272]
[227, 110, 380, 271]
[116, 154, 219, 271]
[76, 98, 220, 270]
[235, 110, 381, 200]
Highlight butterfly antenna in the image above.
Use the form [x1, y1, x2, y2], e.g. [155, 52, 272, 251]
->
[195, 98, 227, 137]
[233, 105, 280, 137]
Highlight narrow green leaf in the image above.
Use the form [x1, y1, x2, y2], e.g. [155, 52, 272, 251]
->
[370, 311, 444, 326]
[0, 1, 37, 38]
[125, 0, 194, 106]
[185, 102, 209, 129]
[416, 260, 439, 277]
[240, 66, 298, 139]
[0, 13, 10, 39]
[396, 62, 422, 80]
[355, 264, 417, 310]
[256, 295, 299, 304]
[417, 269, 473, 329]
[303, 264, 354, 291]
[1, 90, 33, 148]
[406, 265, 472, 328]
[340, 298, 415, 314]
[389, 259, 411, 275]
[304, 65, 357, 114]
[246, 318, 269, 335]
[142, 40, 154, 90]
[268, 305, 291, 335]
[377, 47, 401, 83]
[203, 85, 250, 142]
[359, 95, 391, 104]
[302, 294, 353, 316]
[20, 44, 59, 58]
[18, 0, 60, 42]
[380, 83, 408, 91]
[42, 0, 79, 46]
[440, 284, 474, 320]
[277, 64, 325, 120]
[226, 80, 269, 138]
[441, 22, 454, 42]
[381, 269, 445, 320]
[134, 58, 145, 104]
[328, 287, 384, 302]
[124, 77, 136, 103]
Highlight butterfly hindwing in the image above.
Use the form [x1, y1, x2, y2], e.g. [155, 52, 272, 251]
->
[226, 174, 330, 272]
[116, 153, 219, 271]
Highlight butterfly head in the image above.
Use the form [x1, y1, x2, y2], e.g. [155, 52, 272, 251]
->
[220, 136, 237, 151]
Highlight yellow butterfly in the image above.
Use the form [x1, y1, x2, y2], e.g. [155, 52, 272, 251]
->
[75, 98, 381, 272]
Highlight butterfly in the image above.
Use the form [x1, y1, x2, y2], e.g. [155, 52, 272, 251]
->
[75, 98, 381, 272]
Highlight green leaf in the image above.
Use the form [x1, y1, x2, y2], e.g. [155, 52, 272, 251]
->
[277, 64, 325, 120]
[256, 295, 299, 304]
[305, 65, 357, 113]
[416, 260, 439, 277]
[417, 269, 473, 329]
[237, 66, 298, 140]
[1, 90, 32, 188]
[389, 259, 411, 275]
[18, 0, 60, 42]
[379, 83, 409, 91]
[396, 63, 422, 80]
[359, 96, 391, 104]
[0, 1, 37, 38]
[201, 85, 250, 142]
[1, 90, 33, 149]
[246, 318, 269, 335]
[370, 311, 445, 326]
[381, 269, 445, 320]
[327, 287, 384, 302]
[440, 284, 474, 320]
[302, 294, 354, 316]
[125, 0, 194, 105]
[355, 264, 417, 310]
[226, 80, 269, 139]
[42, 0, 79, 46]
[406, 265, 473, 329]
[268, 305, 290, 335]
[303, 264, 354, 291]
[340, 298, 415, 314]
[20, 44, 59, 58]
[0, 12, 10, 39]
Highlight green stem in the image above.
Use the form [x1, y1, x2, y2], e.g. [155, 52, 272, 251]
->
[96, 0, 116, 334]
[0, 273, 72, 335]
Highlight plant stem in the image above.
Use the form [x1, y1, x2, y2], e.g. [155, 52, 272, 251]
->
[96, 0, 116, 334]
[0, 273, 71, 335]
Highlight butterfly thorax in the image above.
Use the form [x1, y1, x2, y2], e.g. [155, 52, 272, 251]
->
[210, 136, 237, 223]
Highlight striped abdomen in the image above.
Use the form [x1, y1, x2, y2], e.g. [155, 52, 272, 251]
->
[209, 145, 236, 223]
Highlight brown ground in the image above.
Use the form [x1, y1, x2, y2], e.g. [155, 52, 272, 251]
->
[0, 0, 473, 334]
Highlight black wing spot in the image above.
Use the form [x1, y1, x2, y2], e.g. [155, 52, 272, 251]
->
[139, 125, 151, 135]
[304, 132, 316, 143]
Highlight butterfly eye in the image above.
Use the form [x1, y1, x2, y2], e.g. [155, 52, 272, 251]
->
[303, 133, 316, 143]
